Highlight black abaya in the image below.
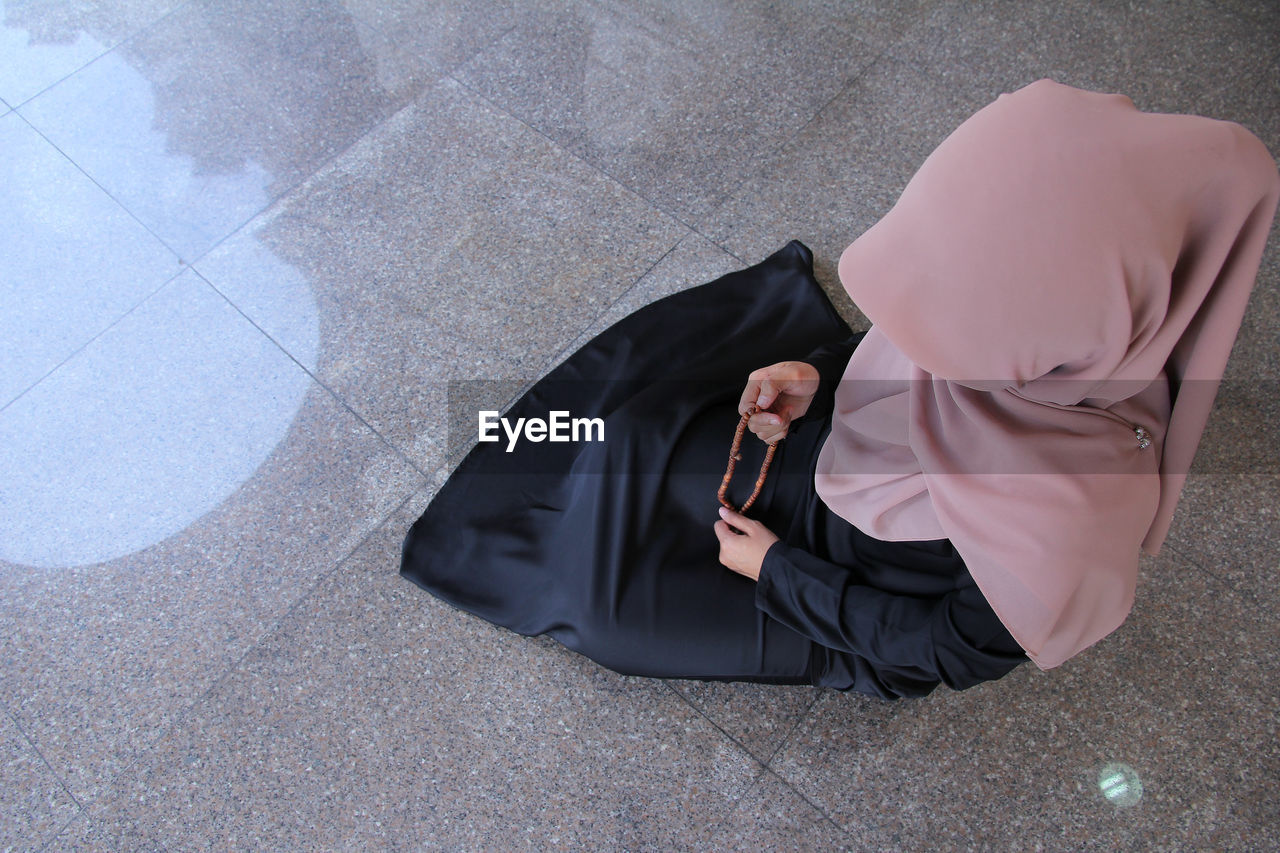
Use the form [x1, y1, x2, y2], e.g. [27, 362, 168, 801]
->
[401, 242, 1026, 699]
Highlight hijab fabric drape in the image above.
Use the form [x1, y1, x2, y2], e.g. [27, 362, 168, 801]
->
[815, 80, 1280, 669]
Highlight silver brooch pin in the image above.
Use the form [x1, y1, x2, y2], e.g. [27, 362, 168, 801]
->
[1134, 426, 1151, 450]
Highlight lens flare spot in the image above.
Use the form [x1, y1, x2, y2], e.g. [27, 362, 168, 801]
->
[1098, 762, 1143, 807]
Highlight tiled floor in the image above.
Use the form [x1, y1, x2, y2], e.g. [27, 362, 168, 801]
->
[1, 0, 1277, 849]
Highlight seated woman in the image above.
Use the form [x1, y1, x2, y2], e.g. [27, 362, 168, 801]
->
[401, 80, 1279, 699]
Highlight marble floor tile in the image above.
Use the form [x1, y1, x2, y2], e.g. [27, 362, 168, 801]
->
[0, 0, 177, 106]
[560, 231, 745, 351]
[40, 811, 162, 853]
[700, 55, 987, 320]
[1159, 248, 1280, 606]
[1161, 470, 1280, 614]
[345, 0, 519, 72]
[1057, 0, 1278, 118]
[196, 75, 685, 472]
[768, 551, 1278, 849]
[0, 111, 181, 410]
[19, 0, 435, 260]
[1, 0, 1277, 848]
[1248, 52, 1280, 155]
[1229, 250, 1280, 383]
[668, 680, 819, 766]
[0, 272, 424, 801]
[887, 0, 1274, 120]
[705, 768, 851, 851]
[811, 0, 935, 50]
[87, 493, 761, 850]
[0, 707, 79, 852]
[454, 0, 880, 222]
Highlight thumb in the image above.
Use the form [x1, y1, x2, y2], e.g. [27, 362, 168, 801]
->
[719, 506, 752, 532]
[756, 379, 778, 410]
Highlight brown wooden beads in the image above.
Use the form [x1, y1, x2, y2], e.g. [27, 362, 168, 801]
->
[718, 405, 778, 514]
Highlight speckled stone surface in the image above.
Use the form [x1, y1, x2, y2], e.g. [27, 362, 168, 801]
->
[769, 549, 1280, 849]
[2, 270, 315, 569]
[19, 0, 435, 260]
[886, 0, 1276, 119]
[700, 55, 986, 322]
[0, 111, 181, 408]
[454, 0, 880, 222]
[77, 495, 764, 850]
[708, 769, 852, 850]
[0, 708, 79, 851]
[35, 810, 162, 853]
[5, 1, 1279, 850]
[1160, 246, 1280, 608]
[1, 346, 423, 806]
[667, 680, 820, 766]
[345, 0, 520, 71]
[0, 0, 177, 106]
[198, 75, 685, 472]
[560, 232, 745, 351]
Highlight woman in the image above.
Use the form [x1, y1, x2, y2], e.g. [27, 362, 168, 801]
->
[402, 80, 1279, 699]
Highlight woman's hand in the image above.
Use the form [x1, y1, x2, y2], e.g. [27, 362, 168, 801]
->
[714, 507, 779, 581]
[738, 361, 820, 443]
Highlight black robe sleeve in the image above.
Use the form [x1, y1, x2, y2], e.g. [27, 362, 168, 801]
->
[755, 541, 1027, 695]
[792, 331, 866, 425]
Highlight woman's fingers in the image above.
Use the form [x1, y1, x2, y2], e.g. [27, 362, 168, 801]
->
[748, 412, 787, 443]
[714, 508, 777, 581]
[739, 361, 820, 422]
[755, 378, 779, 410]
[739, 364, 792, 414]
[718, 506, 754, 533]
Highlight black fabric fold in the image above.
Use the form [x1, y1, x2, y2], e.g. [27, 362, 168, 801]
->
[402, 241, 1025, 699]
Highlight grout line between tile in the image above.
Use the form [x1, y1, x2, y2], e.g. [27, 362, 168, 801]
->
[440, 70, 699, 231]
[399, 231, 693, 498]
[658, 682, 853, 843]
[6, 0, 195, 112]
[11, 105, 192, 260]
[659, 682, 771, 794]
[758, 762, 855, 843]
[18, 30, 441, 274]
[70, 486, 422, 836]
[700, 41, 890, 221]
[515, 234, 688, 387]
[753, 692, 861, 839]
[189, 136, 694, 518]
[689, 48, 894, 265]
[188, 267, 434, 485]
[165, 71, 448, 271]
[0, 267, 183, 417]
[10, 106, 190, 251]
[1156, 536, 1250, 599]
[13, 15, 218, 263]
[36, 806, 172, 853]
[761, 689, 822, 768]
[342, 3, 518, 81]
[1, 698, 85, 850]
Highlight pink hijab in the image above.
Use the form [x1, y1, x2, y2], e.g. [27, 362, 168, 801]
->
[815, 80, 1279, 669]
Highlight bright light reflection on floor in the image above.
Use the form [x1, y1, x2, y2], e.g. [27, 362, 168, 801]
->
[1, 45, 318, 568]
[1098, 762, 1143, 807]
